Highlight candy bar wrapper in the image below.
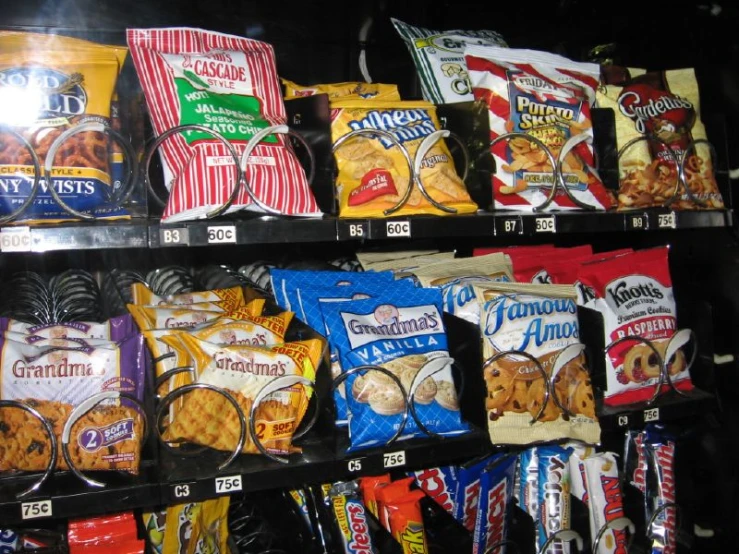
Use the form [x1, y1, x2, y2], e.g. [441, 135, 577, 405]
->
[473, 455, 517, 554]
[410, 465, 458, 516]
[376, 477, 414, 532]
[386, 489, 429, 554]
[289, 489, 312, 531]
[359, 475, 391, 519]
[583, 453, 628, 554]
[330, 481, 376, 554]
[625, 430, 649, 494]
[646, 430, 677, 554]
[567, 443, 595, 505]
[519, 448, 539, 520]
[455, 456, 496, 532]
[537, 445, 574, 554]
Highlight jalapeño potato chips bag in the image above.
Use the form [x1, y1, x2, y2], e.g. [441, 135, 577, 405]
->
[331, 99, 478, 218]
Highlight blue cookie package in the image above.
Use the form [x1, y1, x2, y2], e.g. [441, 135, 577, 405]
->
[269, 269, 394, 312]
[320, 286, 468, 450]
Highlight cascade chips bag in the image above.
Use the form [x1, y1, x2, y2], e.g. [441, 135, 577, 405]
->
[127, 27, 321, 222]
[282, 79, 401, 100]
[331, 99, 478, 218]
[598, 67, 723, 210]
[0, 32, 129, 222]
[465, 45, 612, 210]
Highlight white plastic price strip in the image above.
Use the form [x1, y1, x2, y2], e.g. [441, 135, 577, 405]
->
[383, 450, 406, 468]
[644, 408, 660, 422]
[160, 227, 189, 246]
[215, 474, 243, 494]
[533, 216, 556, 233]
[386, 220, 411, 238]
[0, 226, 31, 252]
[21, 500, 52, 520]
[207, 225, 237, 244]
[657, 212, 677, 229]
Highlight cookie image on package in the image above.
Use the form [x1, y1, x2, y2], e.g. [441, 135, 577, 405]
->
[483, 364, 514, 413]
[622, 344, 662, 383]
[435, 380, 460, 411]
[368, 388, 405, 416]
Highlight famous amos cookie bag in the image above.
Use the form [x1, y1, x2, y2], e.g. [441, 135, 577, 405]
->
[598, 67, 723, 210]
[475, 283, 600, 445]
[127, 27, 321, 222]
[320, 287, 468, 450]
[465, 45, 612, 210]
[330, 99, 478, 218]
[577, 247, 692, 406]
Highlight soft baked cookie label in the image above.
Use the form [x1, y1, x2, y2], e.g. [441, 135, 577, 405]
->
[476, 284, 600, 446]
[578, 247, 690, 406]
[321, 287, 468, 451]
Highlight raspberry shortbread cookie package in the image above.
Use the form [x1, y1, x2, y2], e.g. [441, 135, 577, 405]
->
[578, 247, 692, 406]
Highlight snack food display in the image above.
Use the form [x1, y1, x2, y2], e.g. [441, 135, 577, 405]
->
[0, 32, 129, 222]
[578, 247, 690, 406]
[331, 99, 478, 218]
[391, 18, 507, 104]
[465, 45, 612, 211]
[475, 283, 600, 445]
[127, 27, 321, 221]
[598, 67, 724, 210]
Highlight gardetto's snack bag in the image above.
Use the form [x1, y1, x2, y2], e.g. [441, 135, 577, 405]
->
[331, 99, 478, 218]
[598, 67, 723, 210]
[391, 18, 507, 105]
[127, 27, 321, 222]
[465, 45, 612, 211]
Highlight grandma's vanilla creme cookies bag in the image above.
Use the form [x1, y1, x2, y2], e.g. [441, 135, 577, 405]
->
[331, 99, 478, 218]
[127, 27, 321, 221]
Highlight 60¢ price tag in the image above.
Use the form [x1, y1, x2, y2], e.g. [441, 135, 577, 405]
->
[21, 500, 52, 520]
[386, 221, 410, 238]
[0, 227, 31, 252]
[534, 216, 556, 233]
[207, 225, 237, 244]
[215, 475, 242, 494]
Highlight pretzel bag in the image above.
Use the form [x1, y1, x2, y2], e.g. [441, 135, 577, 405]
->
[331, 99, 478, 218]
[127, 27, 321, 222]
[464, 45, 612, 210]
[577, 247, 692, 406]
[598, 67, 724, 210]
[0, 32, 129, 222]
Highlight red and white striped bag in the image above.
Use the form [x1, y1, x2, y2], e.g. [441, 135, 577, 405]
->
[464, 45, 613, 211]
[127, 28, 321, 222]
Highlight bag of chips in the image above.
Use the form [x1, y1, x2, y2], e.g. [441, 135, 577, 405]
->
[331, 99, 478, 218]
[282, 79, 401, 101]
[598, 67, 723, 210]
[465, 45, 612, 210]
[391, 18, 507, 105]
[127, 27, 321, 221]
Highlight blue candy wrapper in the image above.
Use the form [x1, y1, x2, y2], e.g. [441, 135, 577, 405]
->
[519, 448, 539, 521]
[270, 269, 394, 312]
[410, 465, 458, 516]
[454, 455, 496, 531]
[537, 444, 574, 554]
[320, 287, 468, 451]
[473, 455, 517, 554]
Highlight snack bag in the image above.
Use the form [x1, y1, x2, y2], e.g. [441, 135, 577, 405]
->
[582, 453, 628, 554]
[362, 252, 455, 273]
[131, 283, 245, 306]
[320, 288, 467, 450]
[190, 310, 292, 347]
[598, 67, 723, 210]
[282, 79, 401, 100]
[0, 32, 129, 222]
[577, 247, 690, 406]
[391, 18, 507, 104]
[162, 498, 229, 554]
[331, 99, 478, 218]
[645, 429, 677, 554]
[142, 510, 167, 554]
[0, 334, 146, 473]
[128, 305, 223, 331]
[410, 465, 457, 516]
[475, 283, 600, 445]
[162, 335, 322, 455]
[473, 455, 517, 554]
[465, 45, 612, 210]
[0, 314, 135, 341]
[329, 481, 376, 554]
[127, 27, 321, 222]
[356, 249, 441, 268]
[519, 448, 539, 521]
[537, 445, 574, 554]
[412, 253, 513, 324]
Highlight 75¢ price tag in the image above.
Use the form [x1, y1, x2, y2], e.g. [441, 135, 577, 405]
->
[383, 450, 406, 468]
[215, 475, 242, 494]
[21, 499, 52, 520]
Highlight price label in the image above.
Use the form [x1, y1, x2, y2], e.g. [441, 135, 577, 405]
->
[644, 408, 660, 422]
[386, 221, 411, 238]
[159, 227, 189, 246]
[338, 222, 368, 241]
[207, 225, 237, 244]
[215, 475, 243, 494]
[618, 415, 629, 427]
[658, 212, 676, 229]
[347, 458, 363, 472]
[0, 227, 31, 252]
[21, 500, 52, 520]
[495, 216, 522, 236]
[383, 451, 406, 469]
[172, 484, 191, 499]
[625, 213, 649, 231]
[534, 216, 556, 234]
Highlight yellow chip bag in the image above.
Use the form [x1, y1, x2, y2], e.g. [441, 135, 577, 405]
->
[162, 335, 323, 455]
[282, 78, 401, 100]
[128, 298, 265, 331]
[0, 32, 129, 222]
[131, 283, 245, 307]
[331, 99, 478, 217]
[162, 498, 229, 554]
